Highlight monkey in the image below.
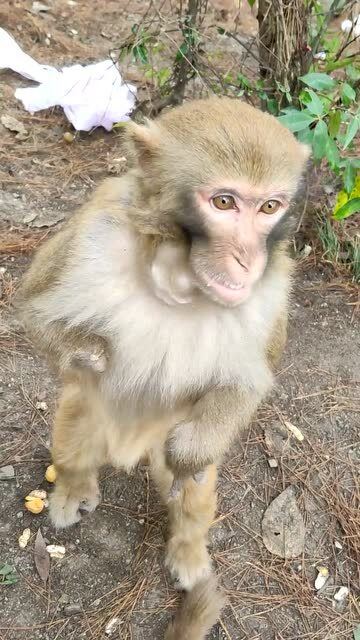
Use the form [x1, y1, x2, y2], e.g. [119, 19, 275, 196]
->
[15, 97, 310, 639]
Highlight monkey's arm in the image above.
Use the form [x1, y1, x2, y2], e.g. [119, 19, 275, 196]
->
[167, 312, 288, 490]
[22, 318, 108, 376]
[166, 385, 262, 480]
[15, 224, 109, 377]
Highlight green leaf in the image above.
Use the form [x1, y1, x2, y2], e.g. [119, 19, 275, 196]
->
[0, 563, 18, 585]
[328, 110, 341, 138]
[266, 99, 278, 115]
[325, 137, 340, 169]
[237, 73, 253, 90]
[341, 82, 356, 106]
[247, 0, 256, 6]
[312, 120, 329, 161]
[0, 564, 13, 576]
[326, 56, 355, 72]
[133, 44, 148, 64]
[303, 89, 325, 116]
[343, 162, 357, 194]
[300, 72, 337, 91]
[343, 117, 359, 149]
[347, 65, 360, 82]
[278, 110, 316, 132]
[176, 41, 189, 62]
[333, 197, 360, 220]
[157, 67, 171, 87]
[297, 127, 315, 145]
[353, 624, 360, 640]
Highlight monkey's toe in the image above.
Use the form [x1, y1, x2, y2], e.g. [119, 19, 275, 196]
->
[49, 492, 82, 529]
[79, 492, 100, 513]
[165, 539, 212, 591]
[49, 484, 100, 528]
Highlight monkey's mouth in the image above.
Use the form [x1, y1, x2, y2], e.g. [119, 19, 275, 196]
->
[200, 273, 249, 305]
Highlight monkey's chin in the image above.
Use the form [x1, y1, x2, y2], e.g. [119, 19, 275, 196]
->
[199, 275, 251, 307]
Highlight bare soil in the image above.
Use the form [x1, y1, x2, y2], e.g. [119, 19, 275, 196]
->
[0, 2, 359, 639]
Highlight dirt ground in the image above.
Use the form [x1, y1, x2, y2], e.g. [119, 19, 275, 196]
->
[0, 2, 359, 639]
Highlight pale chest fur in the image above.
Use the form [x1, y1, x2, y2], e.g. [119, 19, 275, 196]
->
[36, 217, 290, 407]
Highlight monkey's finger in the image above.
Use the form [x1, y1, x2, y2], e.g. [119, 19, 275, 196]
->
[168, 478, 183, 500]
[193, 469, 207, 485]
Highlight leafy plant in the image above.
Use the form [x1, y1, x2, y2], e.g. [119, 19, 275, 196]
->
[0, 563, 18, 586]
[278, 69, 360, 219]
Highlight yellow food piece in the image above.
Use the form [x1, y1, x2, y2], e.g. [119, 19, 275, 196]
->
[317, 566, 329, 577]
[18, 528, 31, 549]
[28, 488, 47, 500]
[284, 421, 304, 442]
[45, 464, 57, 483]
[63, 132, 74, 143]
[25, 496, 45, 514]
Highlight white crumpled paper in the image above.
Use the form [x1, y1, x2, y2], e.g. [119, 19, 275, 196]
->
[0, 28, 137, 131]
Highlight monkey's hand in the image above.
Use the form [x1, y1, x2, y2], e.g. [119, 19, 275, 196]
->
[70, 346, 107, 373]
[165, 420, 214, 499]
[165, 385, 266, 499]
[57, 334, 109, 376]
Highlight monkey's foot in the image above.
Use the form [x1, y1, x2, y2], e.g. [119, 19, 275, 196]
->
[165, 538, 211, 591]
[49, 483, 100, 529]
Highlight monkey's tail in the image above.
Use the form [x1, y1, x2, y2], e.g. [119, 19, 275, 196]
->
[165, 574, 226, 640]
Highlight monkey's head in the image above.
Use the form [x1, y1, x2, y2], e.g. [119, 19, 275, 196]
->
[126, 97, 310, 307]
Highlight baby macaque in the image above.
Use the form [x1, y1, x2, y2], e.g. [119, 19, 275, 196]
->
[16, 97, 309, 639]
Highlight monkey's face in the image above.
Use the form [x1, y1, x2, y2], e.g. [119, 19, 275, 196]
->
[182, 180, 293, 307]
[126, 97, 310, 308]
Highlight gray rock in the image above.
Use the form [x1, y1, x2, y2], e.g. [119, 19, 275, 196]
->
[0, 465, 15, 480]
[64, 603, 82, 616]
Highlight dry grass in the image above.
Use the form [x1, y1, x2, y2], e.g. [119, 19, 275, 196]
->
[0, 229, 50, 256]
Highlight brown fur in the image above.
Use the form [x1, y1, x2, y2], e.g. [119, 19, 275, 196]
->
[15, 97, 309, 639]
[164, 575, 226, 640]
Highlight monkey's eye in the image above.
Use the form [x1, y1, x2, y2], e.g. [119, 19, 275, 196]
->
[212, 194, 237, 211]
[260, 200, 281, 215]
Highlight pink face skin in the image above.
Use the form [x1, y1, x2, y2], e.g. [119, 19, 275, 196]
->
[190, 181, 291, 306]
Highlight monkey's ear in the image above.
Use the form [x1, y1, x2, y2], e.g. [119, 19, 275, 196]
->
[125, 120, 161, 168]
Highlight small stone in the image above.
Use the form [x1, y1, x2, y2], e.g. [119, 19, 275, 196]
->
[105, 617, 120, 636]
[23, 212, 38, 225]
[138, 518, 145, 524]
[58, 593, 71, 605]
[31, 1, 50, 13]
[64, 603, 82, 616]
[91, 598, 101, 608]
[16, 511, 24, 519]
[334, 540, 343, 550]
[302, 244, 312, 257]
[268, 458, 278, 468]
[36, 401, 48, 411]
[334, 586, 349, 602]
[0, 465, 15, 480]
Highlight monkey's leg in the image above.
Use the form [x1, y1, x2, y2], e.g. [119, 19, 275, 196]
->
[49, 379, 107, 528]
[150, 448, 217, 591]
